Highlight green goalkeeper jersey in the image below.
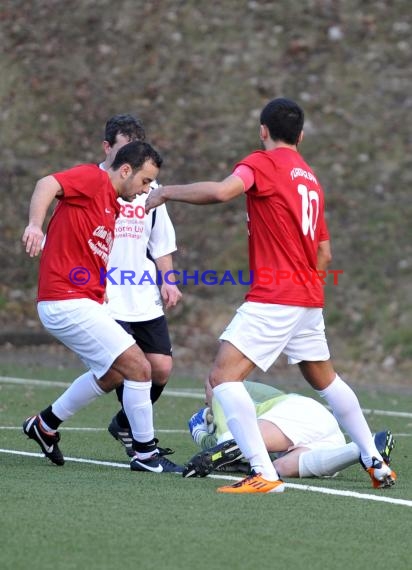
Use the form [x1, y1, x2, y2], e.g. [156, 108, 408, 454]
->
[200, 381, 289, 450]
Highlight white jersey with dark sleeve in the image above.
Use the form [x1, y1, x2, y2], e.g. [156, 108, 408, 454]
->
[104, 179, 177, 322]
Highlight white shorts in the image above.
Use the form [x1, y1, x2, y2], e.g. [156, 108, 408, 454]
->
[259, 395, 345, 451]
[219, 302, 330, 371]
[38, 299, 135, 379]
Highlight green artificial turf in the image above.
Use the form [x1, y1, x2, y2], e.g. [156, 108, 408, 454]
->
[1, 371, 411, 570]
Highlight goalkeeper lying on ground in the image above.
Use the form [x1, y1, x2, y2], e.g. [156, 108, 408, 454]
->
[184, 380, 394, 480]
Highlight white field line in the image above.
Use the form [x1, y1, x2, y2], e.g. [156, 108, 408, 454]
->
[1, 375, 411, 418]
[0, 376, 204, 399]
[1, 426, 411, 439]
[0, 448, 131, 468]
[1, 447, 411, 508]
[0, 426, 187, 433]
[207, 472, 412, 507]
[326, 406, 412, 419]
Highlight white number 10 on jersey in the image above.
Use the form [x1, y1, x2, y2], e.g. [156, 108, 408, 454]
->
[298, 183, 319, 240]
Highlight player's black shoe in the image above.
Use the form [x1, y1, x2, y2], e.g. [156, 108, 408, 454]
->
[157, 456, 183, 473]
[183, 439, 243, 478]
[108, 416, 175, 458]
[154, 438, 175, 457]
[374, 430, 395, 466]
[23, 415, 64, 466]
[130, 453, 183, 473]
[108, 416, 134, 457]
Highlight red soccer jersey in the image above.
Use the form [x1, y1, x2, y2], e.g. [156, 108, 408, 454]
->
[236, 147, 329, 307]
[37, 164, 120, 303]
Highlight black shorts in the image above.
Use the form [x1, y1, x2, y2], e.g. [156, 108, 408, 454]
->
[116, 316, 172, 356]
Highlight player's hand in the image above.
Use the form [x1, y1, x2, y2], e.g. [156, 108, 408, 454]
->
[145, 185, 166, 213]
[188, 407, 215, 445]
[161, 282, 182, 309]
[22, 224, 44, 257]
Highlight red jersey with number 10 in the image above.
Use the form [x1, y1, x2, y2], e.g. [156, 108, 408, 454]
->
[37, 164, 120, 303]
[236, 147, 329, 307]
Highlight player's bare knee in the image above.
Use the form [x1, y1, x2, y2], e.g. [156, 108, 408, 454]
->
[151, 371, 169, 386]
[98, 369, 123, 392]
[147, 354, 172, 385]
[125, 357, 151, 381]
[112, 345, 151, 381]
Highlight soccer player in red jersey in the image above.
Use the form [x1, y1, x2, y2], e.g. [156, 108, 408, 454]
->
[146, 98, 397, 492]
[22, 141, 182, 473]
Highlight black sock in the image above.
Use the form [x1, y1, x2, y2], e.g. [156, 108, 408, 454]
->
[151, 383, 165, 404]
[114, 383, 130, 428]
[40, 405, 62, 430]
[133, 438, 157, 454]
[115, 384, 124, 404]
[115, 408, 130, 429]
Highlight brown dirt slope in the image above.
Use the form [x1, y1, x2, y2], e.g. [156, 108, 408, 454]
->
[0, 1, 411, 387]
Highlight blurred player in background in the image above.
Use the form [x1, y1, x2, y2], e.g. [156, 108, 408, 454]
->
[145, 97, 397, 493]
[100, 114, 182, 466]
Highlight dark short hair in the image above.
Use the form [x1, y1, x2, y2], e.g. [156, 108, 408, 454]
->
[104, 114, 146, 146]
[111, 140, 162, 172]
[260, 98, 304, 145]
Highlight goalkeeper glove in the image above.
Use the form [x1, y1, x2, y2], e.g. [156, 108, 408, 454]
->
[188, 407, 215, 446]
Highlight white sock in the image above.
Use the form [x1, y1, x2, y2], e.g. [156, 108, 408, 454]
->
[298, 442, 359, 477]
[123, 380, 154, 444]
[316, 375, 382, 467]
[213, 382, 279, 481]
[52, 371, 104, 421]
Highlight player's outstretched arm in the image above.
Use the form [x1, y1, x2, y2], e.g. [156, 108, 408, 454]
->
[22, 175, 63, 257]
[145, 175, 245, 213]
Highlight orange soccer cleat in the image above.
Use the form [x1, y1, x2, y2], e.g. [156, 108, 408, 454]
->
[217, 471, 285, 494]
[365, 458, 397, 489]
